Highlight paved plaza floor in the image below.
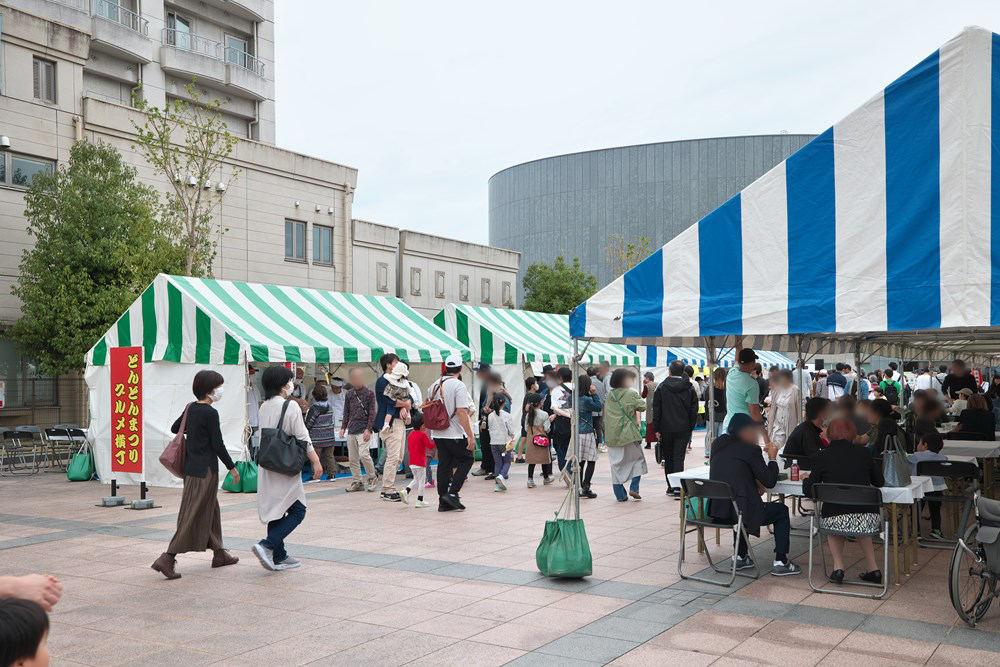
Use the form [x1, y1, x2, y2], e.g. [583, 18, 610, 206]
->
[3, 435, 1000, 666]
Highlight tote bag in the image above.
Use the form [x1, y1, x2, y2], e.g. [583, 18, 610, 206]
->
[159, 403, 192, 478]
[66, 442, 94, 482]
[881, 428, 912, 488]
[535, 480, 593, 578]
[258, 400, 310, 477]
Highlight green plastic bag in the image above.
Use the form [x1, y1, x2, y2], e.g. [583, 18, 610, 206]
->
[685, 496, 705, 521]
[536, 482, 593, 578]
[222, 460, 258, 493]
[66, 451, 94, 481]
[639, 421, 647, 438]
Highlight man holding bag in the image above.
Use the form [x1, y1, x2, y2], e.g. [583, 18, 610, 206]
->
[426, 355, 476, 512]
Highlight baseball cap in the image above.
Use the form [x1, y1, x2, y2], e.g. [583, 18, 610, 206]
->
[472, 361, 491, 372]
[737, 348, 757, 364]
[444, 354, 463, 370]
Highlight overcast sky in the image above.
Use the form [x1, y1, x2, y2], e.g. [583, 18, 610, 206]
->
[274, 2, 1000, 245]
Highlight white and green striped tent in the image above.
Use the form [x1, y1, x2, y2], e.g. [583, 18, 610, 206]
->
[85, 274, 472, 489]
[432, 304, 640, 366]
[87, 274, 473, 366]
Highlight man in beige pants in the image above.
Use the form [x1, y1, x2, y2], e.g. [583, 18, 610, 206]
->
[340, 369, 379, 492]
[374, 353, 413, 502]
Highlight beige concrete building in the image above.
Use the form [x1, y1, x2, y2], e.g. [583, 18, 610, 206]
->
[352, 220, 520, 318]
[0, 1, 519, 430]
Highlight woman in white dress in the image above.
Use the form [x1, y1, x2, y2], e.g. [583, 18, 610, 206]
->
[768, 369, 802, 450]
[252, 366, 322, 571]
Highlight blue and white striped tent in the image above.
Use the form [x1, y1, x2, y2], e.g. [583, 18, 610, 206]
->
[570, 27, 1000, 361]
[626, 346, 794, 369]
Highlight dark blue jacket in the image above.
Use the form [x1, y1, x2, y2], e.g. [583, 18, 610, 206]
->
[374, 376, 411, 428]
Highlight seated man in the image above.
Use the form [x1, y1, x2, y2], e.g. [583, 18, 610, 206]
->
[708, 413, 801, 576]
[783, 397, 833, 469]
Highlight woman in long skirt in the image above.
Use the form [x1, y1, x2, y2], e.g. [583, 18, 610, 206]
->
[603, 369, 648, 502]
[152, 371, 241, 579]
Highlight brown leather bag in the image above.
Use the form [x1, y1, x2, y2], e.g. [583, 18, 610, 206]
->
[421, 377, 453, 431]
[159, 403, 192, 478]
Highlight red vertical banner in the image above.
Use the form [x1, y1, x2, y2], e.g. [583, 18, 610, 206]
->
[110, 346, 143, 474]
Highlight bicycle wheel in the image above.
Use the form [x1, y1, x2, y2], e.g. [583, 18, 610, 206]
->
[949, 524, 993, 626]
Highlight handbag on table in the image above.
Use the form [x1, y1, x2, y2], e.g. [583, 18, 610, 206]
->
[258, 399, 310, 477]
[159, 402, 191, 478]
[881, 429, 912, 488]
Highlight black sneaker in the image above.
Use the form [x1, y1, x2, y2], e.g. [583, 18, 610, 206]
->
[733, 556, 755, 571]
[380, 491, 401, 502]
[438, 502, 457, 512]
[484, 473, 495, 480]
[450, 494, 466, 510]
[580, 488, 597, 499]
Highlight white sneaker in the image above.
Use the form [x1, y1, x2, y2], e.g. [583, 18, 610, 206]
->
[599, 444, 608, 453]
[496, 475, 507, 491]
[400, 488, 409, 505]
[415, 499, 430, 508]
[274, 556, 301, 571]
[252, 543, 276, 571]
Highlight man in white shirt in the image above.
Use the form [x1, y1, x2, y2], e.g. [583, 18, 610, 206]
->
[247, 365, 262, 459]
[914, 368, 933, 391]
[428, 355, 476, 512]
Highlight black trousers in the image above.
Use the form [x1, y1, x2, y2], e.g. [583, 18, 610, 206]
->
[478, 427, 495, 472]
[660, 431, 691, 489]
[593, 415, 604, 443]
[435, 437, 474, 498]
[737, 502, 791, 559]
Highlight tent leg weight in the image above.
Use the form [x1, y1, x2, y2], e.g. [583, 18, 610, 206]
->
[99, 496, 125, 507]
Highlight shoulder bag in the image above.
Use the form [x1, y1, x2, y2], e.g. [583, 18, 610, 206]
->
[258, 399, 310, 477]
[421, 377, 453, 431]
[881, 427, 912, 487]
[159, 403, 192, 478]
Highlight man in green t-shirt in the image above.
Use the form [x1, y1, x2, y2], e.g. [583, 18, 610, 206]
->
[879, 369, 903, 406]
[724, 348, 771, 445]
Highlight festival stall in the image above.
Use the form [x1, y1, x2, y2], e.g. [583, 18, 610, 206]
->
[85, 274, 472, 488]
[433, 304, 640, 425]
[626, 345, 794, 382]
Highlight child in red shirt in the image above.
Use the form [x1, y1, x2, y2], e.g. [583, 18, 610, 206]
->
[401, 411, 434, 508]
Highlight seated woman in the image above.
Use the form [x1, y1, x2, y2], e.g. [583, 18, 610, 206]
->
[868, 398, 909, 457]
[803, 418, 885, 585]
[953, 393, 996, 440]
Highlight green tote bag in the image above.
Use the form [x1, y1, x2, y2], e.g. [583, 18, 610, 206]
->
[66, 444, 94, 482]
[536, 473, 593, 578]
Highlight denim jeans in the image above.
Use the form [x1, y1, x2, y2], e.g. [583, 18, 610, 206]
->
[260, 500, 306, 563]
[613, 476, 641, 500]
[491, 444, 511, 478]
[553, 435, 569, 473]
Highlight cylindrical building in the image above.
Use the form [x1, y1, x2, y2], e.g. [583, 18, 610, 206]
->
[488, 134, 815, 295]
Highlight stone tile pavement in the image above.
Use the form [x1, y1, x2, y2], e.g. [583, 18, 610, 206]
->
[2, 436, 999, 665]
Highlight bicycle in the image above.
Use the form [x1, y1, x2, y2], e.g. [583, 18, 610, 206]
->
[949, 490, 1000, 626]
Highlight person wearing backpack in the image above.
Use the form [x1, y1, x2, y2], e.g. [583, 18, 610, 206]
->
[543, 367, 574, 486]
[879, 369, 902, 407]
[426, 355, 476, 512]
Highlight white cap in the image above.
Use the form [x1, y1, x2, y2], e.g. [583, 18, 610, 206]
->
[444, 354, 463, 370]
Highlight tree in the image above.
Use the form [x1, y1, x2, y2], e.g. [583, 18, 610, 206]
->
[522, 256, 597, 314]
[9, 141, 186, 375]
[606, 233, 653, 279]
[132, 81, 240, 276]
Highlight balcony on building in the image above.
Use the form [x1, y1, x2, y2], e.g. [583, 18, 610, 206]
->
[224, 47, 267, 101]
[201, 0, 267, 22]
[30, 0, 92, 32]
[159, 29, 226, 85]
[91, 0, 152, 63]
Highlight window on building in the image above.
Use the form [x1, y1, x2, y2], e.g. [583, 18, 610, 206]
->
[434, 271, 445, 299]
[0, 338, 58, 408]
[284, 219, 305, 260]
[312, 224, 333, 265]
[225, 34, 250, 67]
[481, 278, 491, 304]
[502, 281, 512, 306]
[4, 154, 54, 188]
[33, 57, 56, 103]
[459, 275, 469, 302]
[376, 262, 389, 292]
[410, 267, 421, 296]
[166, 12, 193, 50]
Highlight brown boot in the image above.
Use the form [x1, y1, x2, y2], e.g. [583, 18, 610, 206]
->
[212, 549, 239, 568]
[151, 552, 181, 580]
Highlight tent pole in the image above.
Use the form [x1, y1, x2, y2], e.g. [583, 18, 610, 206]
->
[707, 337, 716, 457]
[853, 341, 862, 397]
[572, 338, 581, 518]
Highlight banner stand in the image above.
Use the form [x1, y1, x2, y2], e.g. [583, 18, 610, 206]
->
[126, 481, 159, 510]
[97, 478, 126, 507]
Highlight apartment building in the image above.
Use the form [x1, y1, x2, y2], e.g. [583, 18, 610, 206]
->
[0, 1, 519, 429]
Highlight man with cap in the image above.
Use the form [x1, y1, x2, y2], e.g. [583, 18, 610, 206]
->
[708, 413, 800, 576]
[724, 348, 771, 447]
[428, 355, 476, 511]
[471, 362, 495, 478]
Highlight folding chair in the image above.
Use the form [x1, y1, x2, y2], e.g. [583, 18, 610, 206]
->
[678, 478, 760, 587]
[915, 460, 979, 548]
[1, 430, 41, 475]
[807, 483, 889, 599]
[44, 428, 77, 471]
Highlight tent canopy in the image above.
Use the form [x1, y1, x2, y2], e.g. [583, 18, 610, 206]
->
[434, 304, 640, 366]
[570, 27, 1000, 363]
[628, 346, 795, 370]
[87, 274, 472, 366]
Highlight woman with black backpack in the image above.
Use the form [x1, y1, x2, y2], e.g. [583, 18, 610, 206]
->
[544, 367, 574, 487]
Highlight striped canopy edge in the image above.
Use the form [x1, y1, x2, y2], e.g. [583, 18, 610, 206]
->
[625, 346, 795, 369]
[570, 27, 1000, 363]
[86, 274, 473, 365]
[433, 303, 641, 366]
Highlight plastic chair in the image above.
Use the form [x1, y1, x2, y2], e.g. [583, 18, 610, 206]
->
[915, 460, 979, 548]
[807, 483, 889, 599]
[678, 478, 760, 587]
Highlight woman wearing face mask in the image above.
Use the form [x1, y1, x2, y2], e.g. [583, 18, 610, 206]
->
[253, 365, 322, 571]
[152, 370, 241, 580]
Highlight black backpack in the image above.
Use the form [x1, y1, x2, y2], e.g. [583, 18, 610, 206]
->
[882, 382, 900, 406]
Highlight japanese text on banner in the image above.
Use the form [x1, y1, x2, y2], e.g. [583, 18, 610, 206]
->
[110, 346, 143, 474]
